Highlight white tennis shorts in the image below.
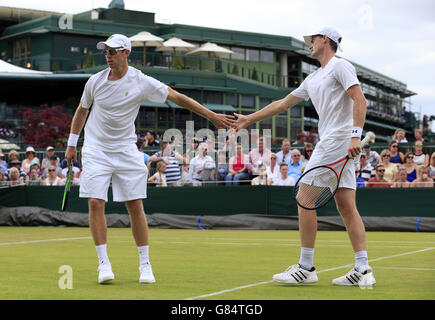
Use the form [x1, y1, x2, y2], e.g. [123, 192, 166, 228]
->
[79, 144, 148, 202]
[303, 138, 357, 190]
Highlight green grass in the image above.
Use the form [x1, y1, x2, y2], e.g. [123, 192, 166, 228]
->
[0, 227, 434, 300]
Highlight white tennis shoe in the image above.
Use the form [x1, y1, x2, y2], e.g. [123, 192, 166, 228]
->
[139, 262, 156, 284]
[273, 264, 318, 284]
[98, 262, 115, 284]
[332, 265, 376, 288]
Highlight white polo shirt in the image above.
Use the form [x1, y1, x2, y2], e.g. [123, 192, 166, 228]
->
[80, 66, 168, 152]
[291, 57, 359, 141]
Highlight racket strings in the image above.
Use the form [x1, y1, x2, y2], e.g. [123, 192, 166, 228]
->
[295, 166, 339, 209]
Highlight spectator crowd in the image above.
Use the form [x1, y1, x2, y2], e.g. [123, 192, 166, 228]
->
[0, 129, 433, 189]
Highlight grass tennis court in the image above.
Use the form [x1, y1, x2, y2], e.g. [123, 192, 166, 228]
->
[0, 227, 434, 300]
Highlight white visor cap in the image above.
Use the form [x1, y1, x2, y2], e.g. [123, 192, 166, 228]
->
[97, 34, 132, 51]
[303, 27, 343, 52]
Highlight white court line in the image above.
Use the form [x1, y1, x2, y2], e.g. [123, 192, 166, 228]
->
[183, 247, 435, 300]
[0, 237, 92, 246]
[374, 267, 435, 271]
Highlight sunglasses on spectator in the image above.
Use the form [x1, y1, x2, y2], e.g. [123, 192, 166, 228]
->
[383, 155, 390, 158]
[407, 156, 414, 159]
[415, 144, 423, 147]
[103, 48, 125, 55]
[306, 150, 313, 153]
[48, 169, 56, 172]
[377, 169, 385, 172]
[271, 157, 277, 160]
[392, 145, 398, 148]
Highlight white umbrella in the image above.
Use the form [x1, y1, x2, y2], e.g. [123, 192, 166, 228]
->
[0, 59, 52, 74]
[187, 42, 233, 58]
[129, 31, 164, 65]
[0, 138, 20, 150]
[155, 37, 195, 53]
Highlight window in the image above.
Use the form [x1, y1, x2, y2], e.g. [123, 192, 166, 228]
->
[290, 120, 302, 141]
[220, 46, 231, 59]
[205, 91, 223, 104]
[179, 89, 202, 103]
[241, 95, 255, 109]
[247, 49, 259, 61]
[158, 108, 173, 128]
[259, 117, 272, 132]
[231, 47, 245, 60]
[70, 47, 80, 53]
[175, 109, 190, 128]
[275, 117, 288, 138]
[290, 105, 302, 118]
[140, 108, 155, 128]
[259, 98, 271, 109]
[226, 93, 238, 107]
[13, 38, 31, 67]
[260, 50, 274, 63]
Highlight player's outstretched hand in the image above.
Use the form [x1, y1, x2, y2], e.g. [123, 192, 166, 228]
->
[232, 113, 250, 131]
[211, 113, 235, 129]
[348, 137, 362, 158]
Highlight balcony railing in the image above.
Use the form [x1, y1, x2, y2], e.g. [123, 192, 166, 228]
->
[10, 51, 300, 88]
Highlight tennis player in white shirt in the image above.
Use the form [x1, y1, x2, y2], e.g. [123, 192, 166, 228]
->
[65, 34, 234, 285]
[233, 27, 375, 287]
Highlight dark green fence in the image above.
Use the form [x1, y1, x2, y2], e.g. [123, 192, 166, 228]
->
[0, 186, 433, 217]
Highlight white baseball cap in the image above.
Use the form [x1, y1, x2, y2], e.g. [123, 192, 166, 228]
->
[303, 27, 343, 52]
[97, 34, 131, 51]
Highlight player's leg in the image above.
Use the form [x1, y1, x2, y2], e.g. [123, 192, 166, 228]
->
[89, 197, 115, 284]
[272, 206, 318, 284]
[332, 188, 375, 287]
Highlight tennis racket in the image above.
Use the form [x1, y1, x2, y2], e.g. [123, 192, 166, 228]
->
[61, 160, 74, 212]
[293, 132, 375, 210]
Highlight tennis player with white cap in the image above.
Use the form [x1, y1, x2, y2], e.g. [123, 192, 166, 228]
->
[65, 34, 234, 284]
[233, 27, 376, 287]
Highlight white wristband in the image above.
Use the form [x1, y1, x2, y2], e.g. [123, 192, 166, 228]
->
[67, 133, 79, 147]
[351, 127, 362, 138]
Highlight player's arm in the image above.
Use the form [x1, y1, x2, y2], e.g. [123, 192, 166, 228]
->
[167, 87, 234, 129]
[347, 84, 367, 158]
[233, 94, 303, 130]
[65, 102, 89, 165]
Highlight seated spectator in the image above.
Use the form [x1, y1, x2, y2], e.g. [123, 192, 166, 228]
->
[266, 153, 280, 185]
[392, 167, 412, 188]
[362, 144, 379, 168]
[403, 151, 417, 182]
[359, 153, 374, 182]
[0, 149, 7, 174]
[7, 167, 25, 186]
[8, 149, 20, 163]
[412, 166, 434, 188]
[186, 138, 201, 159]
[287, 149, 305, 182]
[43, 156, 62, 178]
[247, 136, 272, 176]
[149, 140, 182, 186]
[6, 159, 27, 182]
[61, 164, 80, 180]
[251, 165, 267, 186]
[143, 131, 160, 147]
[0, 171, 7, 186]
[355, 165, 365, 188]
[366, 164, 391, 188]
[379, 149, 398, 182]
[430, 152, 435, 180]
[276, 139, 291, 165]
[148, 161, 167, 187]
[225, 144, 250, 186]
[388, 140, 403, 164]
[301, 143, 314, 162]
[26, 168, 43, 186]
[393, 129, 408, 143]
[216, 152, 229, 183]
[292, 133, 306, 145]
[28, 160, 43, 178]
[179, 162, 190, 186]
[414, 129, 429, 143]
[412, 140, 429, 167]
[272, 163, 296, 186]
[188, 143, 216, 187]
[41, 165, 61, 186]
[41, 146, 59, 171]
[21, 146, 40, 173]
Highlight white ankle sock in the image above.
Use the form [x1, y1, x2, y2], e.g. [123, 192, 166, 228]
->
[96, 244, 109, 265]
[298, 247, 314, 270]
[355, 250, 368, 271]
[138, 245, 149, 265]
